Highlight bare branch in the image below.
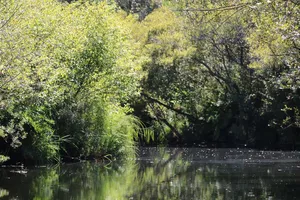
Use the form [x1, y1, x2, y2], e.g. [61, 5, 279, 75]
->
[0, 4, 21, 30]
[173, 3, 250, 12]
[141, 92, 200, 122]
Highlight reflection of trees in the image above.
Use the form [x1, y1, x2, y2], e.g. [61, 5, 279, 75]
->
[0, 167, 59, 200]
[118, 148, 300, 200]
[1, 148, 300, 199]
[127, 148, 224, 200]
[212, 163, 300, 200]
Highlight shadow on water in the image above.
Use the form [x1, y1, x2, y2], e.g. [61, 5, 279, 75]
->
[1, 148, 300, 199]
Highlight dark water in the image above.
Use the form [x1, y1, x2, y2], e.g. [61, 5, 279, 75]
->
[1, 148, 300, 199]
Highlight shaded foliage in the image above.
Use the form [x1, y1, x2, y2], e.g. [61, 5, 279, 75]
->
[131, 0, 300, 149]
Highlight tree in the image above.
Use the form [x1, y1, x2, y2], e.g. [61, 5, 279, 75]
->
[134, 0, 300, 148]
[0, 0, 142, 163]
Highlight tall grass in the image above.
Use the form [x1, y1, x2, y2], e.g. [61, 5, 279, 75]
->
[55, 98, 142, 161]
[82, 101, 139, 159]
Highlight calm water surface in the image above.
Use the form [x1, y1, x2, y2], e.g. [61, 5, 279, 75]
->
[1, 148, 300, 199]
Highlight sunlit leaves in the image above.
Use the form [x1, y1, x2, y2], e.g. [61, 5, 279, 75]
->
[0, 0, 143, 163]
[246, 0, 300, 68]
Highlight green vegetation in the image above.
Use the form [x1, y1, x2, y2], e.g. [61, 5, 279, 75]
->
[0, 0, 141, 164]
[131, 0, 300, 148]
[0, 0, 299, 164]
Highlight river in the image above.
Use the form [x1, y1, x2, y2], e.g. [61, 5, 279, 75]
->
[1, 147, 300, 199]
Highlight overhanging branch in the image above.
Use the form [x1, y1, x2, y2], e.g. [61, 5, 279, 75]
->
[141, 92, 200, 123]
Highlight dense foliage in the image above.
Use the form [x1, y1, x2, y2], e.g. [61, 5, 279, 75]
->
[131, 0, 300, 149]
[0, 0, 142, 164]
[0, 0, 299, 164]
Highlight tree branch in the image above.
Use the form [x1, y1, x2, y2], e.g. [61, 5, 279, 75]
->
[0, 4, 21, 30]
[193, 57, 240, 94]
[141, 92, 200, 123]
[173, 3, 250, 12]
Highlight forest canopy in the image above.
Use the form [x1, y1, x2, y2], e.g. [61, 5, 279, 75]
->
[0, 0, 299, 164]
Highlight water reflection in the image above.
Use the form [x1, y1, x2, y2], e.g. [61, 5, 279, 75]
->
[1, 148, 300, 199]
